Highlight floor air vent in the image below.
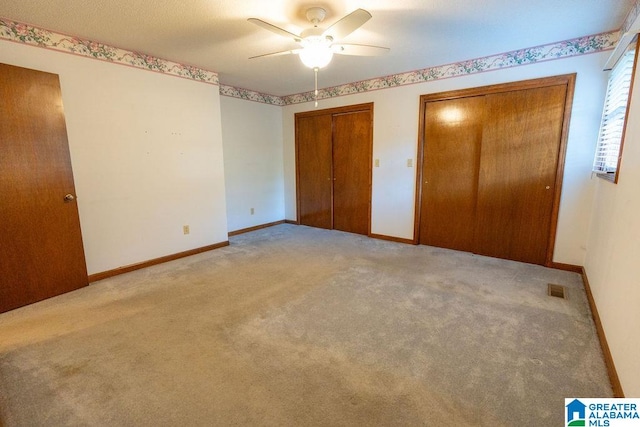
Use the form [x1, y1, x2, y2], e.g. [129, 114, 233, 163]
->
[547, 283, 567, 299]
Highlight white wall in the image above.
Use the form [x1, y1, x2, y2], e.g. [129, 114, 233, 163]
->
[0, 40, 228, 275]
[584, 56, 640, 396]
[283, 52, 610, 265]
[220, 96, 284, 232]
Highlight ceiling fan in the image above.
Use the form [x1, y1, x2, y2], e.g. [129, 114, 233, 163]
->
[248, 7, 389, 105]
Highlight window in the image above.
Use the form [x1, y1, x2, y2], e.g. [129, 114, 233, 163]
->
[593, 41, 638, 182]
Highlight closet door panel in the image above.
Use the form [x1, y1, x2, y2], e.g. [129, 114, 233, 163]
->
[419, 96, 484, 252]
[296, 114, 333, 229]
[332, 111, 372, 235]
[475, 85, 566, 264]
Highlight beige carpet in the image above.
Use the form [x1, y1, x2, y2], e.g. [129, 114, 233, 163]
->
[0, 224, 612, 426]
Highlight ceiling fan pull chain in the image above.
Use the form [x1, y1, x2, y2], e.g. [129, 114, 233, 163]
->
[314, 67, 319, 107]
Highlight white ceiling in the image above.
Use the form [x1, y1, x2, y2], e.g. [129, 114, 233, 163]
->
[0, 0, 634, 96]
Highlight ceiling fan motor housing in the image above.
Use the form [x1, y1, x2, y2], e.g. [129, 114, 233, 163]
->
[306, 7, 327, 25]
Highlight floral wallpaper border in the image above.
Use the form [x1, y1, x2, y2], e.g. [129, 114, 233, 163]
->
[0, 16, 619, 106]
[219, 85, 285, 106]
[0, 18, 219, 85]
[279, 31, 618, 106]
[218, 31, 617, 106]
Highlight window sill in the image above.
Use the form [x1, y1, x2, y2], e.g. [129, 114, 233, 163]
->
[595, 171, 617, 183]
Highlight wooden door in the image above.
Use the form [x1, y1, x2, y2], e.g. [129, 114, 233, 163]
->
[474, 85, 566, 264]
[332, 111, 372, 235]
[296, 114, 333, 229]
[0, 64, 88, 313]
[416, 75, 574, 266]
[419, 96, 484, 252]
[295, 103, 373, 236]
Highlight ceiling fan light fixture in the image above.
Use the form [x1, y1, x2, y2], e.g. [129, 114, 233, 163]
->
[299, 36, 333, 68]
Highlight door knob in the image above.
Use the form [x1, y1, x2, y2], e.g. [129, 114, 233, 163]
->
[545, 186, 550, 190]
[64, 194, 75, 202]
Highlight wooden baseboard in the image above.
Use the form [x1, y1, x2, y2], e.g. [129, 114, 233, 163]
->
[370, 233, 416, 245]
[547, 261, 583, 273]
[581, 267, 625, 397]
[284, 219, 299, 225]
[228, 220, 286, 237]
[88, 241, 229, 282]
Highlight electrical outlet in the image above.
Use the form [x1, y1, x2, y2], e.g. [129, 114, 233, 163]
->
[250, 208, 255, 215]
[183, 225, 190, 235]
[407, 158, 413, 167]
[374, 159, 380, 167]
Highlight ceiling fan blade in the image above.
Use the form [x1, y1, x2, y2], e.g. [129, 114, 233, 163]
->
[249, 49, 301, 60]
[248, 18, 301, 42]
[323, 9, 372, 41]
[332, 43, 390, 56]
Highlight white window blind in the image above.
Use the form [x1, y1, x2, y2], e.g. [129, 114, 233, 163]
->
[593, 42, 637, 177]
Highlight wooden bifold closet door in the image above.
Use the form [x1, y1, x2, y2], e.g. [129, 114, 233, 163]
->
[296, 114, 333, 229]
[419, 95, 484, 253]
[417, 75, 575, 266]
[295, 103, 373, 236]
[475, 85, 566, 264]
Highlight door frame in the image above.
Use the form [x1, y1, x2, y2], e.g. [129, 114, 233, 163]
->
[295, 102, 374, 235]
[413, 74, 576, 267]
